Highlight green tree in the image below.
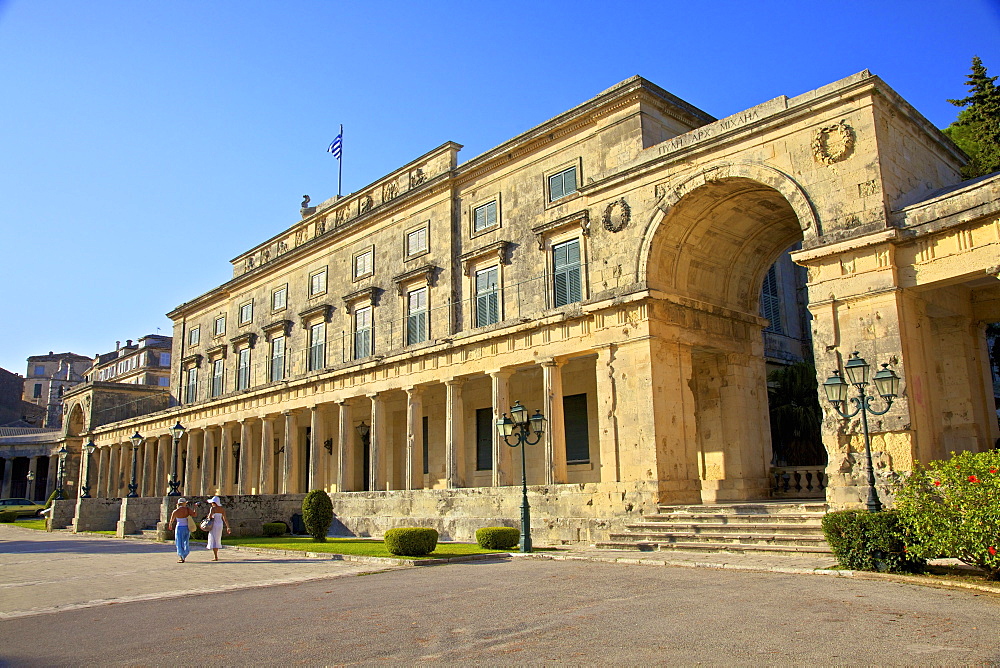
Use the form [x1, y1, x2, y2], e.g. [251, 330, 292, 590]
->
[301, 489, 333, 542]
[943, 56, 1000, 178]
[767, 362, 825, 466]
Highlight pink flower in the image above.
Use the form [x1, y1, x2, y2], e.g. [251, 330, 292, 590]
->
[969, 475, 980, 483]
[990, 546, 997, 556]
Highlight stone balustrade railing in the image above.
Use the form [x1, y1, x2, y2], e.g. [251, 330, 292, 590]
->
[771, 466, 827, 498]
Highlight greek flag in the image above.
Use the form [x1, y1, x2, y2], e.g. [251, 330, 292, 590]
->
[327, 134, 342, 160]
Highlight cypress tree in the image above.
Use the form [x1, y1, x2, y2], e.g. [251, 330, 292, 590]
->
[944, 56, 1000, 178]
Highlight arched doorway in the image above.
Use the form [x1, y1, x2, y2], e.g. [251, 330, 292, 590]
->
[641, 168, 817, 503]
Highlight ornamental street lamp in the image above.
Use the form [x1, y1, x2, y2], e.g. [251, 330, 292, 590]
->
[81, 439, 96, 498]
[168, 422, 185, 496]
[55, 445, 68, 500]
[495, 400, 546, 553]
[128, 431, 143, 498]
[26, 471, 35, 501]
[823, 351, 902, 513]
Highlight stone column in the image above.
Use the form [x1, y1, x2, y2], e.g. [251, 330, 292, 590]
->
[594, 344, 620, 483]
[155, 435, 168, 496]
[1, 458, 12, 498]
[107, 444, 121, 497]
[369, 393, 385, 492]
[542, 359, 568, 485]
[238, 419, 252, 495]
[142, 438, 155, 497]
[445, 379, 466, 488]
[218, 423, 232, 495]
[405, 386, 424, 491]
[490, 369, 513, 487]
[282, 411, 298, 493]
[308, 406, 323, 492]
[260, 416, 275, 494]
[27, 456, 39, 501]
[94, 447, 107, 498]
[183, 431, 199, 498]
[336, 400, 353, 492]
[201, 427, 217, 496]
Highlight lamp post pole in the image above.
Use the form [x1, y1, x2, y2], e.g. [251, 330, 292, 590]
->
[496, 401, 547, 553]
[26, 471, 35, 501]
[168, 422, 185, 496]
[55, 445, 68, 500]
[128, 432, 142, 498]
[823, 352, 902, 513]
[81, 439, 96, 499]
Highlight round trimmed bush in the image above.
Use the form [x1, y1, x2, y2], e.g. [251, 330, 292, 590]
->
[302, 490, 334, 542]
[263, 521, 288, 537]
[476, 526, 520, 550]
[0, 511, 17, 523]
[821, 509, 925, 573]
[383, 527, 439, 556]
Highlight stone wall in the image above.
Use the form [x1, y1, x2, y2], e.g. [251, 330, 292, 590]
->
[156, 494, 308, 540]
[118, 497, 163, 537]
[74, 497, 122, 532]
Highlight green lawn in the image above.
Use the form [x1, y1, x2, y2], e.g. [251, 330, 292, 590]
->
[13, 519, 47, 531]
[224, 536, 510, 559]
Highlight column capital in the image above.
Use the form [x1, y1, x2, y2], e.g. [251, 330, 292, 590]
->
[444, 377, 465, 388]
[488, 368, 514, 380]
[540, 357, 567, 368]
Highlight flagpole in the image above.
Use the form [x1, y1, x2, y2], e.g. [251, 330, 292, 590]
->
[337, 124, 343, 198]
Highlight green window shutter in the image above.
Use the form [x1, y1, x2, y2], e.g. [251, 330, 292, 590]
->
[563, 393, 590, 463]
[475, 407, 493, 470]
[553, 239, 582, 307]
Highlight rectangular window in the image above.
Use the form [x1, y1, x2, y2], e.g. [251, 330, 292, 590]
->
[159, 352, 171, 366]
[211, 359, 224, 397]
[354, 305, 373, 359]
[354, 249, 374, 279]
[185, 368, 198, 403]
[32, 383, 42, 398]
[270, 336, 285, 382]
[475, 267, 500, 327]
[272, 285, 287, 311]
[475, 407, 493, 471]
[761, 264, 784, 335]
[553, 239, 583, 307]
[309, 269, 327, 296]
[563, 393, 591, 464]
[406, 226, 428, 256]
[33, 365, 45, 377]
[236, 347, 251, 391]
[406, 287, 428, 345]
[548, 166, 577, 201]
[473, 200, 497, 233]
[239, 301, 253, 325]
[214, 316, 226, 337]
[308, 323, 326, 371]
[189, 327, 200, 346]
[157, 376, 170, 387]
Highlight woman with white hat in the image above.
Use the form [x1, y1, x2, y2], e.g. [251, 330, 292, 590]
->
[167, 498, 196, 563]
[204, 496, 231, 561]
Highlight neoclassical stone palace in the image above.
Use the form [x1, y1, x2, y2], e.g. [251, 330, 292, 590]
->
[54, 71, 999, 542]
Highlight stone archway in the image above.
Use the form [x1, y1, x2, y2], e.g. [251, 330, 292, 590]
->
[640, 167, 814, 503]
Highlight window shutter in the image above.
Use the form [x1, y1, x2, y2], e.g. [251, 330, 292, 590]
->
[549, 173, 563, 201]
[563, 393, 590, 463]
[553, 240, 582, 307]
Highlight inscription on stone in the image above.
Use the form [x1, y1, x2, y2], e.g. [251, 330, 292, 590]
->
[657, 109, 761, 155]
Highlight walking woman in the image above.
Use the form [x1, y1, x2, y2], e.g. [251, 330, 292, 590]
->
[167, 498, 196, 563]
[204, 495, 231, 561]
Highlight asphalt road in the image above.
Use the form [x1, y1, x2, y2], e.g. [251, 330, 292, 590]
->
[2, 530, 999, 666]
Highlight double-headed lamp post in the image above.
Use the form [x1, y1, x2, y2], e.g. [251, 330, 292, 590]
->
[496, 401, 546, 553]
[55, 445, 68, 500]
[128, 431, 143, 498]
[168, 421, 186, 496]
[823, 352, 902, 513]
[81, 439, 96, 498]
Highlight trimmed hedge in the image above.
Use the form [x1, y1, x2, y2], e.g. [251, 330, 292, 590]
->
[821, 509, 925, 573]
[0, 511, 17, 523]
[263, 521, 288, 537]
[383, 528, 439, 556]
[476, 526, 520, 550]
[302, 490, 334, 542]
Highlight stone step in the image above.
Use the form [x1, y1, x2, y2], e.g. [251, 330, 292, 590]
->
[657, 502, 828, 515]
[608, 531, 828, 548]
[625, 522, 825, 536]
[641, 513, 825, 525]
[594, 541, 834, 556]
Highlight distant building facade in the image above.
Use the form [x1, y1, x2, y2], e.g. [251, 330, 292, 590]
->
[22, 352, 91, 429]
[87, 336, 173, 387]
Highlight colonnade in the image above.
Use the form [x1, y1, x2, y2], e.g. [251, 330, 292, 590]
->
[82, 353, 615, 499]
[0, 454, 59, 501]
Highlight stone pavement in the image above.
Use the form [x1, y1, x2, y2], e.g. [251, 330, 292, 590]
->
[0, 523, 399, 620]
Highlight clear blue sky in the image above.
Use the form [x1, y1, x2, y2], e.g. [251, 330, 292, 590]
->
[1, 0, 998, 376]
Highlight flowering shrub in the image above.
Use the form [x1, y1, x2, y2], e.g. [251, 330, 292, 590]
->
[894, 449, 1000, 580]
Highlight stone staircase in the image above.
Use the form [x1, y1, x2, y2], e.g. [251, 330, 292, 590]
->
[595, 501, 831, 556]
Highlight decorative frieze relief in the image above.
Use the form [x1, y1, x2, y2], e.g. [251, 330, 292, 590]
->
[812, 120, 855, 165]
[602, 198, 631, 233]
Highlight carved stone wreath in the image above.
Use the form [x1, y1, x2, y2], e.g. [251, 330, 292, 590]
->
[812, 120, 855, 165]
[602, 198, 631, 232]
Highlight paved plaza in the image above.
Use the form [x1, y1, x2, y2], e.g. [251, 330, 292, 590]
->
[2, 524, 1000, 665]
